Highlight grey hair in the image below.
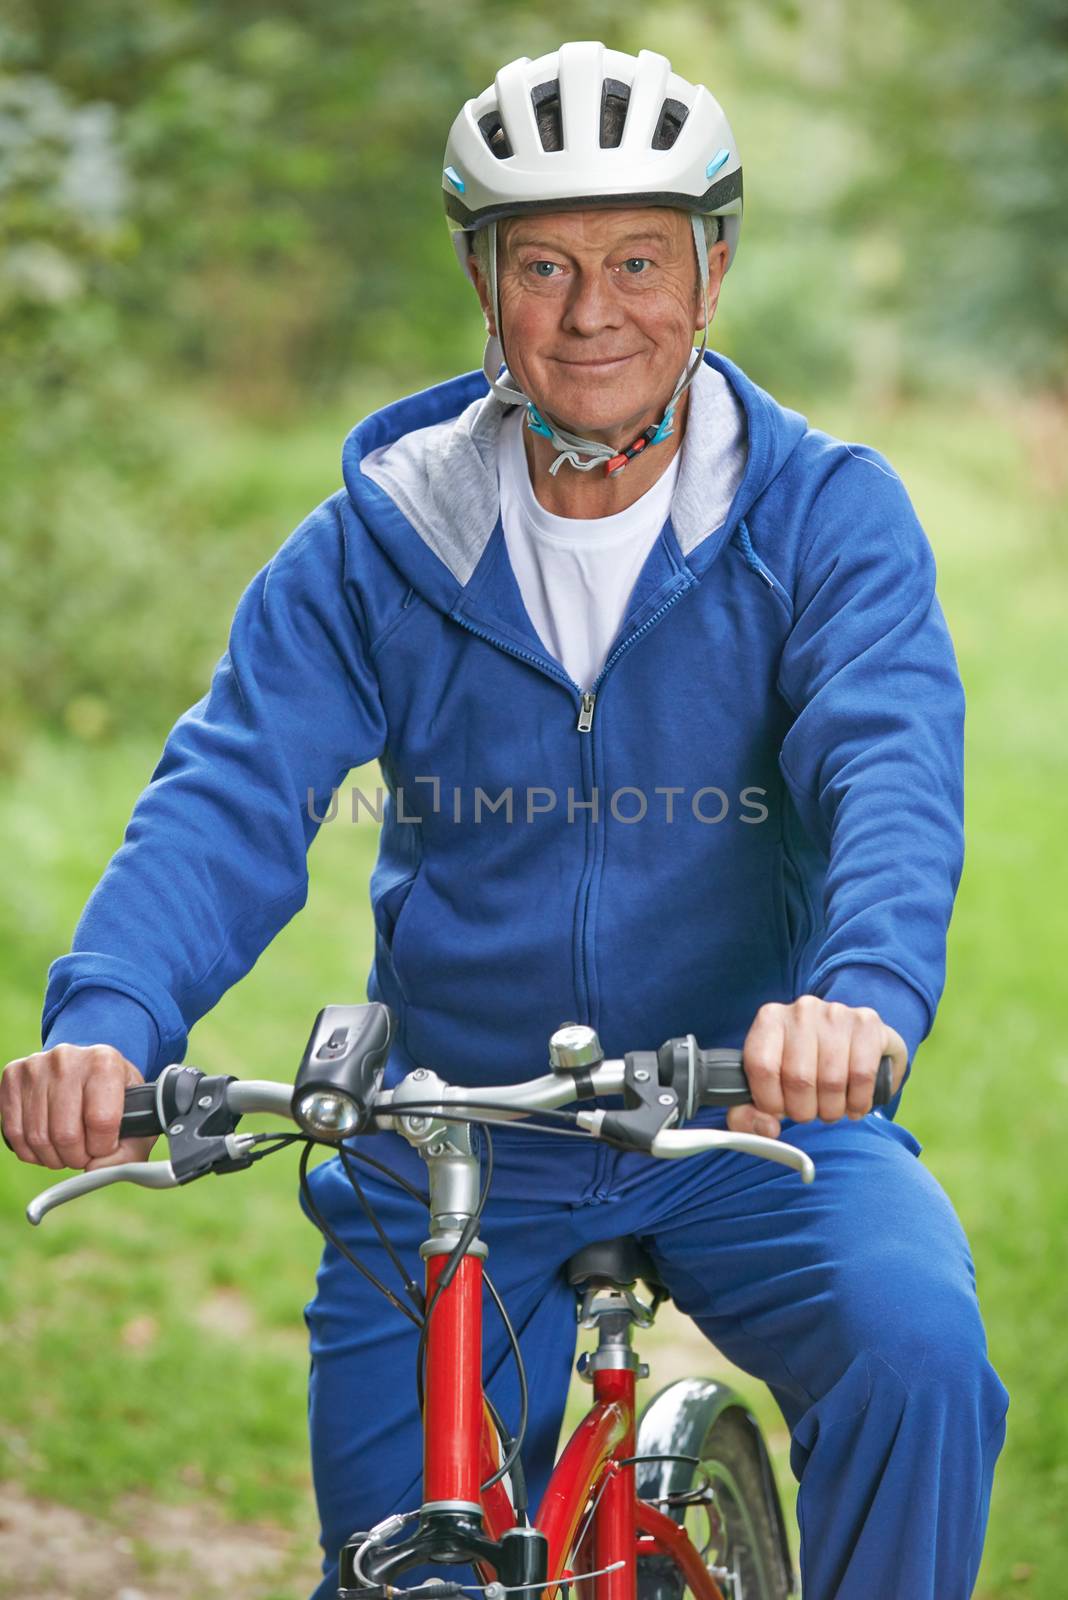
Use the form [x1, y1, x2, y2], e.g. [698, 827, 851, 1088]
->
[469, 212, 722, 292]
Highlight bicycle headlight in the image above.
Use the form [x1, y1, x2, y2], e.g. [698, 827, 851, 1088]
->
[295, 1089, 364, 1139]
[291, 1003, 393, 1141]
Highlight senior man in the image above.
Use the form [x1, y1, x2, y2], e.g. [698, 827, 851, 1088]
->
[3, 42, 1008, 1600]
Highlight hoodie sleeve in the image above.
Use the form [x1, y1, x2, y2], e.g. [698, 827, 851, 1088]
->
[41, 494, 388, 1082]
[777, 445, 965, 1080]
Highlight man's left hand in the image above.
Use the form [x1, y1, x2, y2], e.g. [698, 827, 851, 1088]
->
[726, 995, 909, 1140]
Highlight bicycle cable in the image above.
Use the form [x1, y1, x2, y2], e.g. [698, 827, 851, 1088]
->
[613, 1452, 701, 1470]
[333, 1140, 528, 1509]
[240, 1131, 306, 1159]
[297, 1140, 424, 1328]
[250, 1121, 534, 1515]
[339, 1143, 429, 1203]
[346, 1561, 626, 1600]
[480, 1266, 529, 1508]
[338, 1144, 425, 1315]
[569, 1469, 613, 1566]
[370, 1100, 598, 1139]
[460, 1562, 627, 1593]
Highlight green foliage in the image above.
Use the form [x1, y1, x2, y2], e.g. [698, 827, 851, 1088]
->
[3, 0, 1064, 404]
[1, 0, 1064, 760]
[826, 0, 1068, 390]
[0, 357, 390, 773]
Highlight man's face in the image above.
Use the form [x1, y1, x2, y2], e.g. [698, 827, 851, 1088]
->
[471, 206, 728, 440]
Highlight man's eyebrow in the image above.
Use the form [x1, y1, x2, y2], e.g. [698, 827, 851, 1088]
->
[508, 229, 675, 251]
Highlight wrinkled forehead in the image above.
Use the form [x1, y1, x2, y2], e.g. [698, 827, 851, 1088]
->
[500, 205, 691, 256]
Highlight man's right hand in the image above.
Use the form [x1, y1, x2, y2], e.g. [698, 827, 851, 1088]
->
[0, 1045, 157, 1172]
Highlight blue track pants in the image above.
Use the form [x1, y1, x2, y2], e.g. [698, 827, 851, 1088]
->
[300, 1108, 1009, 1600]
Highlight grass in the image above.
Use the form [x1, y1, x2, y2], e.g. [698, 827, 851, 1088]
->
[1, 378, 1065, 1595]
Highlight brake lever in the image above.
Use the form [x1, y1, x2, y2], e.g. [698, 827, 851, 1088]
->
[649, 1126, 816, 1184]
[25, 1129, 260, 1226]
[26, 1160, 180, 1225]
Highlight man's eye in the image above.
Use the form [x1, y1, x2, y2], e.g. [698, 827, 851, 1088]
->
[530, 261, 562, 278]
[622, 257, 651, 275]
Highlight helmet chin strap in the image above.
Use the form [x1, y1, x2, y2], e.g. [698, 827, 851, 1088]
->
[481, 213, 712, 478]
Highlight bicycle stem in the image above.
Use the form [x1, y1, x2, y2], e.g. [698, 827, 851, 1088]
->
[392, 1067, 487, 1242]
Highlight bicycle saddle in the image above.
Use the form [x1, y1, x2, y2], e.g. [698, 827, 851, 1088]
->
[565, 1236, 667, 1296]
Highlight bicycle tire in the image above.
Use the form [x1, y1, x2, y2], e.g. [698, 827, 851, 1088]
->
[638, 1405, 793, 1600]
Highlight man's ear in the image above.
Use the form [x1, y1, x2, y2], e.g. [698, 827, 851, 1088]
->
[695, 240, 730, 331]
[468, 253, 498, 338]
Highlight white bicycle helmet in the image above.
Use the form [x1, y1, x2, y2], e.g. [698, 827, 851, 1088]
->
[443, 42, 743, 476]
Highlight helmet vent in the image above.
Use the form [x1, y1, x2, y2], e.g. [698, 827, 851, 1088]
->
[652, 97, 689, 150]
[478, 110, 513, 160]
[599, 78, 630, 148]
[531, 80, 564, 152]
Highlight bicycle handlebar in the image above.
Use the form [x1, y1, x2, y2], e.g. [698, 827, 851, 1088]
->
[116, 1045, 894, 1140]
[23, 1032, 896, 1224]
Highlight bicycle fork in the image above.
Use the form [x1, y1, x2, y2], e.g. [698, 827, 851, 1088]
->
[340, 1105, 550, 1597]
[421, 1126, 488, 1514]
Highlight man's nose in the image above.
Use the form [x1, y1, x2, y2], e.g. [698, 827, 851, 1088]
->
[560, 269, 626, 336]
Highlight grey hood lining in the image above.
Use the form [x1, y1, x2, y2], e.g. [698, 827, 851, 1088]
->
[360, 359, 749, 589]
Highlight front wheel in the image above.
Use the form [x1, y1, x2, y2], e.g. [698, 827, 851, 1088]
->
[636, 1381, 795, 1600]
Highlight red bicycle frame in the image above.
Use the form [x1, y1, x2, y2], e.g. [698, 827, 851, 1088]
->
[422, 1247, 726, 1600]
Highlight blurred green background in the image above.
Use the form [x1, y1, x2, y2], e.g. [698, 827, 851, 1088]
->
[1, 1, 1065, 1596]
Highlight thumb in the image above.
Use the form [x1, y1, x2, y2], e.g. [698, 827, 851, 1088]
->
[727, 1105, 782, 1140]
[882, 1026, 910, 1095]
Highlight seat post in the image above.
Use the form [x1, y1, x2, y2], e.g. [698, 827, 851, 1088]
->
[575, 1285, 654, 1384]
[566, 1234, 666, 1384]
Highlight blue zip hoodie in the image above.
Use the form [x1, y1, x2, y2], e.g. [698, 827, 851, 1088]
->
[42, 351, 965, 1122]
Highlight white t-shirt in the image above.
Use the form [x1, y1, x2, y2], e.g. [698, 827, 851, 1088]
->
[497, 407, 681, 692]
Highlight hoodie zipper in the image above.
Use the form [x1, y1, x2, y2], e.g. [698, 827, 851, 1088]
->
[448, 610, 579, 700]
[449, 607, 595, 1025]
[451, 574, 695, 1036]
[568, 577, 697, 1028]
[573, 582, 696, 734]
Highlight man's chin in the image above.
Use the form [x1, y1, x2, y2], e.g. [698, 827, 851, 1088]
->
[529, 390, 651, 445]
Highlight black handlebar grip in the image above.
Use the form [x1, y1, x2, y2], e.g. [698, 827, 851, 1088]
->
[693, 1048, 752, 1107]
[118, 1083, 163, 1140]
[696, 1050, 896, 1111]
[1, 1082, 162, 1153]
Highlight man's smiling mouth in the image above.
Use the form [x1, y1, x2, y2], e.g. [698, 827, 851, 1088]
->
[554, 354, 637, 368]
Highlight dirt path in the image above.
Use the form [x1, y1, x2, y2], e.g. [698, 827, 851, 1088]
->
[0, 1482, 321, 1599]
